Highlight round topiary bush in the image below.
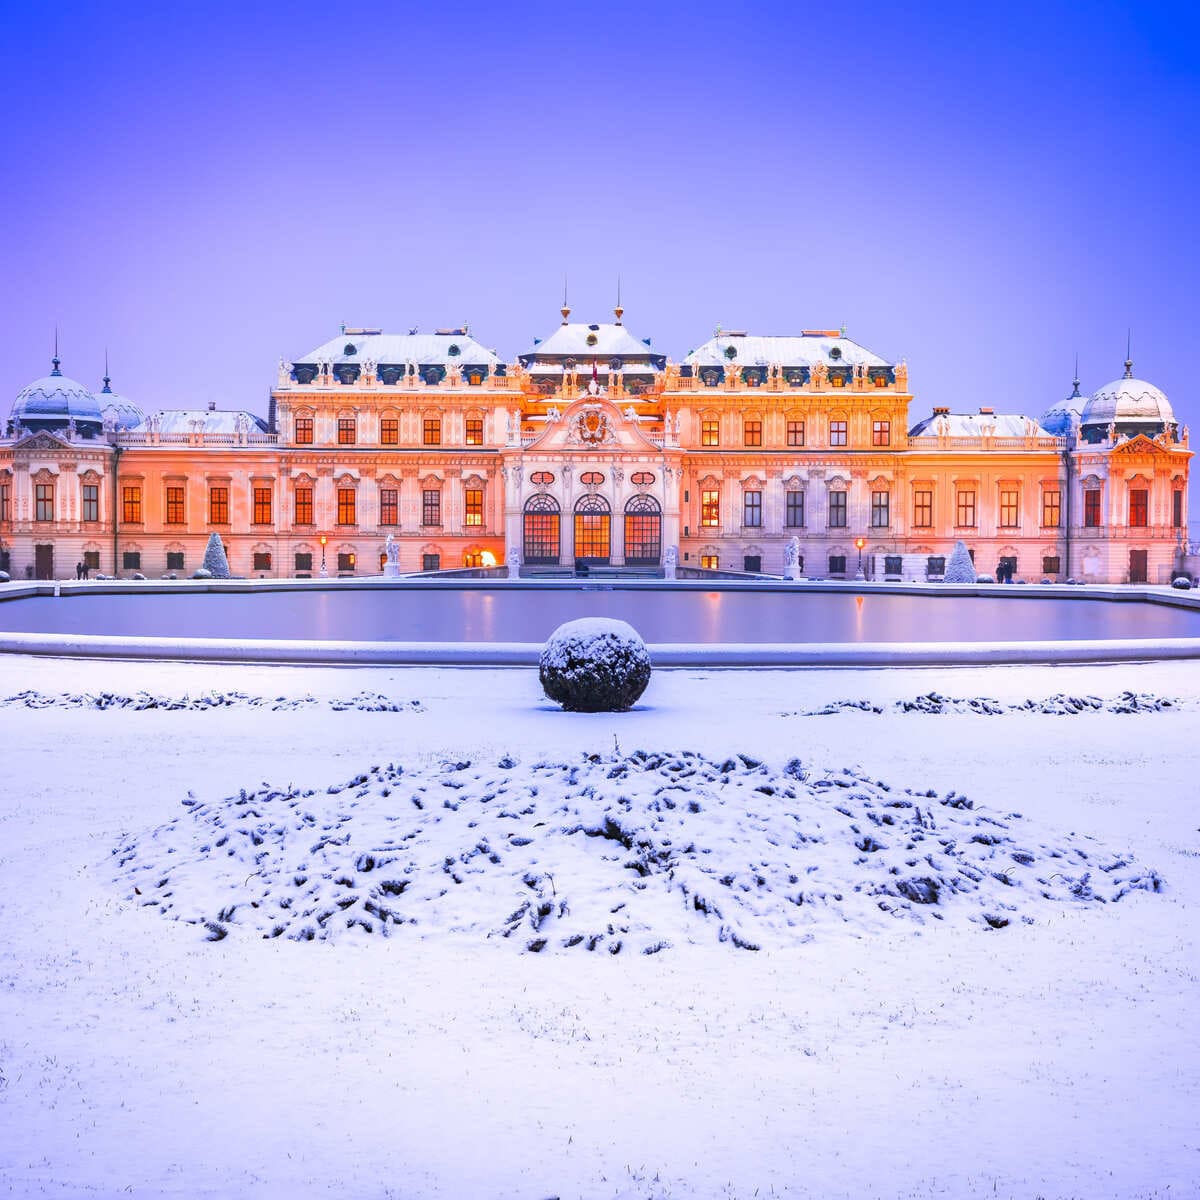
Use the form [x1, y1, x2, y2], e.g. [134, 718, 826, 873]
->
[0, 570, 9, 583]
[1172, 576, 1193, 590]
[192, 567, 213, 580]
[540, 618, 652, 713]
[975, 573, 995, 584]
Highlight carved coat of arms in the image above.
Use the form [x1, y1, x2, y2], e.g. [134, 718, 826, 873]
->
[568, 404, 617, 447]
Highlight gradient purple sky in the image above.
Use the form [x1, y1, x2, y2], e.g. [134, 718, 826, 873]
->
[2, 0, 1197, 427]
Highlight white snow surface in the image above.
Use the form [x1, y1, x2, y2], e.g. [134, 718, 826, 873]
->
[540, 616, 648, 669]
[1, 654, 1199, 1199]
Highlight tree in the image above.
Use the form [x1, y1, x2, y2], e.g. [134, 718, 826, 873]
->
[201, 533, 231, 579]
[943, 540, 977, 584]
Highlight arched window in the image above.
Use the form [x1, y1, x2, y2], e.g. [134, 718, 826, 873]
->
[523, 493, 561, 565]
[574, 493, 611, 564]
[624, 494, 662, 565]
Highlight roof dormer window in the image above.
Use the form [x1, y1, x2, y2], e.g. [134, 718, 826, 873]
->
[448, 344, 461, 356]
[344, 343, 357, 356]
[829, 346, 843, 361]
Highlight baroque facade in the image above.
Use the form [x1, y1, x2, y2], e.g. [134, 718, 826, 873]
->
[0, 310, 1191, 584]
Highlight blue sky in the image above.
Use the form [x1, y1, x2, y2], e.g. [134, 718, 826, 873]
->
[1, 0, 1196, 427]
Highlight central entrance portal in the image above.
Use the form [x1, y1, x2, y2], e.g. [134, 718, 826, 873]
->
[573, 494, 611, 564]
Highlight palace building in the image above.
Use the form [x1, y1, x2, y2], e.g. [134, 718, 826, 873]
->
[0, 308, 1191, 585]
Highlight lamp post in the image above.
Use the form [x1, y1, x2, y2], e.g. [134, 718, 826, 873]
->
[854, 536, 866, 581]
[320, 534, 328, 578]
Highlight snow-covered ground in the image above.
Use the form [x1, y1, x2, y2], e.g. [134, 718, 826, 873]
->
[1, 655, 1198, 1199]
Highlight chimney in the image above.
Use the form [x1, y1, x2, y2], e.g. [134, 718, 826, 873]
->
[932, 406, 950, 416]
[208, 401, 217, 412]
[978, 406, 994, 415]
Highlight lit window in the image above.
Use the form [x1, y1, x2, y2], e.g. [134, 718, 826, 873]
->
[786, 420, 805, 447]
[1129, 489, 1148, 527]
[337, 487, 356, 526]
[700, 554, 719, 570]
[828, 490, 847, 528]
[465, 488, 484, 527]
[465, 418, 484, 446]
[872, 420, 890, 446]
[743, 490, 762, 527]
[337, 416, 356, 445]
[743, 419, 762, 447]
[423, 417, 441, 446]
[830, 375, 845, 388]
[294, 486, 313, 526]
[870, 491, 890, 527]
[380, 488, 398, 526]
[1084, 490, 1101, 527]
[786, 491, 804, 528]
[701, 489, 720, 527]
[380, 418, 399, 445]
[829, 420, 847, 447]
[337, 552, 356, 573]
[209, 486, 228, 525]
[165, 486, 184, 525]
[956, 489, 976, 528]
[701, 418, 720, 447]
[1042, 490, 1061, 528]
[873, 373, 888, 388]
[295, 416, 314, 445]
[253, 487, 272, 526]
[122, 485, 142, 524]
[999, 489, 1020, 528]
[913, 489, 932, 528]
[463, 550, 484, 568]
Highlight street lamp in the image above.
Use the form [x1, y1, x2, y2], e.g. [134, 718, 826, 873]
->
[319, 534, 328, 578]
[854, 536, 866, 581]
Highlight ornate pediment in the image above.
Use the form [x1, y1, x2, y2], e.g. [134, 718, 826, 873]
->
[1110, 433, 1174, 456]
[522, 398, 662, 454]
[15, 429, 73, 452]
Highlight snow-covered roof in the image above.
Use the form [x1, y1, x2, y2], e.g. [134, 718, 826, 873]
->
[292, 329, 499, 367]
[11, 364, 104, 426]
[685, 333, 891, 369]
[1041, 382, 1085, 436]
[134, 409, 269, 435]
[98, 380, 144, 431]
[908, 412, 1052, 438]
[518, 322, 664, 367]
[1081, 370, 1173, 429]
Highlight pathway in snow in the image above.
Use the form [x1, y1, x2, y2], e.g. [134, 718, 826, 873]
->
[113, 749, 1164, 953]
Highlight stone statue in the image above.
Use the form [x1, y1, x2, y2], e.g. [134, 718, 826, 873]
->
[277, 358, 292, 388]
[546, 405, 561, 423]
[384, 532, 401, 578]
[784, 536, 802, 581]
[506, 545, 522, 579]
[664, 545, 678, 580]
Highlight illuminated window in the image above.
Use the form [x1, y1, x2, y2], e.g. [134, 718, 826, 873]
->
[294, 486, 313, 526]
[743, 419, 762, 447]
[337, 487, 357, 526]
[122, 486, 142, 524]
[999, 489, 1020, 528]
[1084, 489, 1101, 527]
[337, 552, 356, 573]
[829, 420, 847, 447]
[830, 375, 845, 388]
[465, 418, 484, 446]
[872, 420, 890, 446]
[870, 491, 890, 527]
[209, 486, 228, 525]
[700, 489, 720, 527]
[786, 420, 805, 447]
[913, 489, 932, 528]
[35, 483, 54, 522]
[380, 488, 398, 526]
[700, 554, 718, 570]
[253, 487, 272, 525]
[956, 489, 976, 528]
[580, 472, 605, 486]
[828, 490, 847, 527]
[743, 490, 762, 527]
[422, 489, 441, 526]
[524, 494, 561, 564]
[463, 550, 484, 568]
[337, 416, 356, 445]
[465, 488, 484, 526]
[295, 416, 314, 445]
[1129, 489, 1148, 527]
[531, 471, 555, 486]
[701, 418, 720, 447]
[786, 491, 804, 527]
[1042, 490, 1061, 528]
[380, 418, 399, 445]
[165, 486, 184, 525]
[873, 374, 888, 387]
[423, 417, 441, 446]
[82, 484, 99, 523]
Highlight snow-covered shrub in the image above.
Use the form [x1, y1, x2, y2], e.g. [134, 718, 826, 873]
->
[539, 618, 651, 713]
[132, 572, 147, 580]
[975, 573, 995, 584]
[943, 540, 977, 584]
[201, 533, 230, 579]
[0, 570, 9, 583]
[1172, 576, 1193, 590]
[192, 567, 213, 580]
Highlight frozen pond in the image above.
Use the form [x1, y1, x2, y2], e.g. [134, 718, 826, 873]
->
[2, 583, 1200, 644]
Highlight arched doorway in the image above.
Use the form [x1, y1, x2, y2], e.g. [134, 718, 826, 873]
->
[623, 494, 661, 565]
[573, 494, 611, 565]
[523, 493, 561, 565]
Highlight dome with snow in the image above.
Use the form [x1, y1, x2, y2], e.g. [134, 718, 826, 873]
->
[1041, 377, 1085, 437]
[97, 373, 144, 431]
[1079, 356, 1174, 441]
[10, 357, 103, 432]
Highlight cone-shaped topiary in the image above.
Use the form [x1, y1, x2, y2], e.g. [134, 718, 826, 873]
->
[201, 533, 230, 579]
[540, 618, 652, 712]
[943, 540, 977, 584]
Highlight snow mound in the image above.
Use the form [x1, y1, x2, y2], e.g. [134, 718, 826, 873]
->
[113, 751, 1163, 952]
[797, 691, 1179, 717]
[0, 689, 424, 713]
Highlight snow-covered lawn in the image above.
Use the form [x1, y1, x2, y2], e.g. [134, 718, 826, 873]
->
[1, 655, 1197, 1199]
